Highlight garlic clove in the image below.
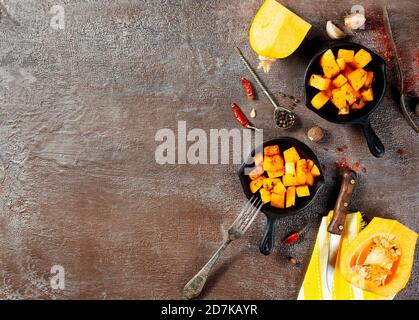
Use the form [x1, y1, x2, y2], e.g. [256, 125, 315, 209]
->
[326, 20, 347, 39]
[344, 13, 366, 30]
[257, 55, 277, 73]
[250, 108, 257, 119]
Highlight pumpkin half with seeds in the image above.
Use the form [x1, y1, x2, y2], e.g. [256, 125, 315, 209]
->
[340, 217, 418, 297]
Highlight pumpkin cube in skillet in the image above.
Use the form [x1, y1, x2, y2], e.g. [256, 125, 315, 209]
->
[271, 192, 286, 209]
[309, 74, 331, 90]
[296, 185, 310, 197]
[332, 74, 348, 88]
[264, 145, 280, 156]
[285, 186, 296, 208]
[336, 58, 346, 70]
[283, 147, 300, 163]
[361, 88, 374, 101]
[263, 154, 284, 172]
[260, 188, 271, 203]
[311, 91, 330, 110]
[331, 88, 347, 110]
[351, 48, 372, 68]
[337, 49, 355, 63]
[250, 178, 264, 193]
[348, 68, 368, 91]
[296, 159, 309, 185]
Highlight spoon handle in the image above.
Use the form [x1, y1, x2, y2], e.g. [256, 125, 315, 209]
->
[235, 47, 289, 113]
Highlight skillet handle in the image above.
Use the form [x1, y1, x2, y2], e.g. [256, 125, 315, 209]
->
[359, 120, 385, 158]
[259, 215, 278, 255]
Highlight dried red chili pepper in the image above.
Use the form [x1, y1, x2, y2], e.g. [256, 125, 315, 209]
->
[241, 76, 255, 100]
[230, 102, 259, 130]
[283, 225, 308, 245]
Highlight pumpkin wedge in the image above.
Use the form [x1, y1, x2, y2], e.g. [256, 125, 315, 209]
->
[340, 217, 418, 297]
[249, 0, 311, 59]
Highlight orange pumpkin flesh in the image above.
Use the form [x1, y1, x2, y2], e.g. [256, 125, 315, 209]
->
[340, 217, 418, 297]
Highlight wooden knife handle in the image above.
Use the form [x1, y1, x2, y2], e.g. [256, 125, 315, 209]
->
[327, 168, 357, 235]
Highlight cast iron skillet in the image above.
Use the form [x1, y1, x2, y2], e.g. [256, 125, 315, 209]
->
[304, 41, 387, 158]
[238, 137, 325, 255]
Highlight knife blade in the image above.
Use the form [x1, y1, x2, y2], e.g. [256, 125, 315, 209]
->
[326, 169, 357, 292]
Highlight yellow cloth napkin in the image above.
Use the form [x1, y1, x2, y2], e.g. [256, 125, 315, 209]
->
[297, 211, 394, 300]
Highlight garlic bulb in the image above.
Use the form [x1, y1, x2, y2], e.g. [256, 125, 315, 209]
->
[257, 55, 277, 73]
[326, 21, 347, 39]
[344, 13, 366, 30]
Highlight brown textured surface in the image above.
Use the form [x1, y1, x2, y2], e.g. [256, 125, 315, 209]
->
[0, 0, 418, 299]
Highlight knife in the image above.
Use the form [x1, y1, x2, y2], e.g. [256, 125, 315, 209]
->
[326, 168, 357, 292]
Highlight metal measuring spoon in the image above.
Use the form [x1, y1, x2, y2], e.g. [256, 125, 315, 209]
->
[235, 47, 296, 129]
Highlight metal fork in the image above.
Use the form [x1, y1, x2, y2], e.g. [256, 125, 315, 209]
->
[183, 196, 263, 299]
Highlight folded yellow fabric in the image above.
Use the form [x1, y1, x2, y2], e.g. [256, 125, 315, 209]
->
[297, 211, 394, 300]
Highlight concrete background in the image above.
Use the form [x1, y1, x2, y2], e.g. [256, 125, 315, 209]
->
[0, 0, 417, 299]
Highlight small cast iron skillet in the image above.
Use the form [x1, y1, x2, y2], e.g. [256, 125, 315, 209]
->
[238, 137, 325, 255]
[304, 42, 387, 158]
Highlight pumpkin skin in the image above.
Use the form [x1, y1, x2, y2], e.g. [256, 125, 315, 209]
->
[340, 217, 418, 297]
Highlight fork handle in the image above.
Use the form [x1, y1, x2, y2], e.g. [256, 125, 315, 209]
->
[183, 239, 231, 299]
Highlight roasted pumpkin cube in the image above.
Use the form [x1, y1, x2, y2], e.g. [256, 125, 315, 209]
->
[296, 185, 310, 197]
[263, 154, 284, 172]
[271, 191, 285, 209]
[363, 71, 374, 88]
[311, 164, 321, 177]
[250, 178, 264, 193]
[296, 159, 308, 185]
[348, 68, 367, 91]
[336, 58, 346, 70]
[311, 91, 330, 110]
[267, 169, 284, 178]
[286, 186, 296, 208]
[332, 74, 348, 88]
[260, 188, 271, 204]
[264, 145, 280, 156]
[322, 59, 340, 79]
[331, 88, 347, 110]
[361, 87, 374, 101]
[352, 49, 372, 68]
[273, 179, 286, 194]
[249, 165, 264, 180]
[283, 174, 297, 187]
[283, 147, 300, 163]
[341, 83, 359, 105]
[338, 49, 355, 63]
[285, 162, 295, 175]
[254, 153, 263, 167]
[309, 74, 331, 90]
[306, 172, 314, 186]
[262, 178, 280, 191]
[307, 159, 315, 171]
[320, 49, 336, 66]
[352, 99, 366, 110]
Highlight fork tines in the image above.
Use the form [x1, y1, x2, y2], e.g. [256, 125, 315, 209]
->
[232, 196, 263, 234]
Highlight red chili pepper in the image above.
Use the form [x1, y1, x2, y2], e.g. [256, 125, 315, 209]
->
[241, 76, 255, 100]
[230, 102, 258, 130]
[283, 225, 308, 245]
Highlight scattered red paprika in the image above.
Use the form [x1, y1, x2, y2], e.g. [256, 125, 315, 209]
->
[240, 76, 255, 100]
